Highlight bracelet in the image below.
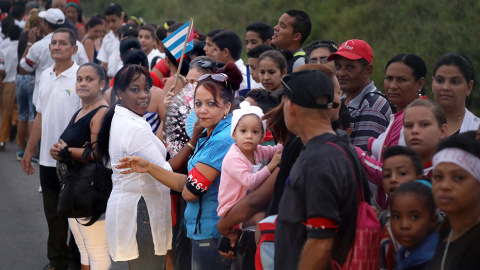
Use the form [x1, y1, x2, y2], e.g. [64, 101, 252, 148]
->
[187, 142, 196, 151]
[27, 42, 34, 46]
[58, 146, 71, 159]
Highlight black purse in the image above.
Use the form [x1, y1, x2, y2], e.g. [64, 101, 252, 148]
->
[56, 142, 112, 226]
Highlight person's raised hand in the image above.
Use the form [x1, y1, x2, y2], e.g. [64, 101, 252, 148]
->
[271, 150, 282, 167]
[117, 156, 150, 174]
[192, 119, 204, 139]
[163, 85, 176, 107]
[267, 150, 282, 172]
[28, 27, 39, 43]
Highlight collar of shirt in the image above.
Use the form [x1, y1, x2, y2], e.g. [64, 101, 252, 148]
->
[48, 61, 78, 78]
[235, 59, 247, 75]
[114, 104, 145, 120]
[342, 80, 376, 109]
[42, 32, 54, 42]
[292, 48, 304, 54]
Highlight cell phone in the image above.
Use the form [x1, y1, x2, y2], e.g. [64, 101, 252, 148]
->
[217, 235, 236, 255]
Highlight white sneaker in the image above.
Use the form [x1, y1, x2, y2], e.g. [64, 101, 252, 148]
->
[38, 185, 42, 193]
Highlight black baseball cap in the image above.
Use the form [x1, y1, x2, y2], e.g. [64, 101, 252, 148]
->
[279, 69, 335, 109]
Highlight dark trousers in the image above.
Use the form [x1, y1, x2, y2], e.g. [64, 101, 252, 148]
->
[40, 165, 76, 269]
[173, 197, 192, 270]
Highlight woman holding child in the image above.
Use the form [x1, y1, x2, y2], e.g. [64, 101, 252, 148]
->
[116, 63, 244, 269]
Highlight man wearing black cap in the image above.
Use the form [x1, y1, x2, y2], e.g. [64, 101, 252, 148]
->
[274, 70, 370, 269]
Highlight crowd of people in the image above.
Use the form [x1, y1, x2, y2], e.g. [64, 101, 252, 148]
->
[1, 1, 480, 270]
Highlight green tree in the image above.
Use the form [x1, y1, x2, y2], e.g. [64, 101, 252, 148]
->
[83, 0, 480, 114]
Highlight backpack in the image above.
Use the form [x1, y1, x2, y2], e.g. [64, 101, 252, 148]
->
[255, 214, 277, 270]
[287, 50, 306, 74]
[327, 142, 381, 270]
[150, 56, 162, 71]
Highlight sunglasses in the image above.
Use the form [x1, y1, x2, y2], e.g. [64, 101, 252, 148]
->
[198, 73, 229, 86]
[195, 60, 214, 69]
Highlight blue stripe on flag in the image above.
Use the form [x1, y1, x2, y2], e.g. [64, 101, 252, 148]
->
[162, 21, 193, 60]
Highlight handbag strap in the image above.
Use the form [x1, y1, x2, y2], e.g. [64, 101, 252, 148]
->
[325, 141, 363, 270]
[325, 142, 365, 202]
[80, 142, 100, 163]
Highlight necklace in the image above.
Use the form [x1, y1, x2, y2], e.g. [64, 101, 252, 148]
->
[448, 111, 464, 133]
[440, 230, 453, 270]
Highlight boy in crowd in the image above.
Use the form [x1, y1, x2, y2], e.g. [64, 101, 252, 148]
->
[378, 145, 425, 269]
[245, 22, 273, 52]
[212, 30, 259, 90]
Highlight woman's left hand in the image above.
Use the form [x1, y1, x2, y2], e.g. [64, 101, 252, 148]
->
[117, 156, 150, 174]
[192, 119, 204, 139]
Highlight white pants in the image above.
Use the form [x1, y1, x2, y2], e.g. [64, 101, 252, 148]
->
[69, 214, 112, 270]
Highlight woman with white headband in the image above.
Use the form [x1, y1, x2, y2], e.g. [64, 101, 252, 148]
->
[427, 133, 480, 269]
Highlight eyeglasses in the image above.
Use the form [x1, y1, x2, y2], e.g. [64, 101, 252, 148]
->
[197, 73, 229, 86]
[280, 74, 293, 95]
[308, 56, 329, 64]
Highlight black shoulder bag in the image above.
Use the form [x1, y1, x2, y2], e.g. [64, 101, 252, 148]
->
[56, 142, 113, 226]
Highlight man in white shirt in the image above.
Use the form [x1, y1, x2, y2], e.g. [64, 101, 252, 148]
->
[96, 4, 124, 79]
[211, 30, 262, 91]
[21, 28, 81, 270]
[19, 8, 87, 106]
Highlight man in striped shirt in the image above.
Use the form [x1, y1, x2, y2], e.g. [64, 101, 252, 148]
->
[328, 39, 392, 152]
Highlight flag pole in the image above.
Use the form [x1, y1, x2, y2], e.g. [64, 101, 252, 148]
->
[173, 17, 193, 89]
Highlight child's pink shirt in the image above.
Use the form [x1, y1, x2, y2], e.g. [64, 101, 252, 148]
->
[217, 143, 283, 217]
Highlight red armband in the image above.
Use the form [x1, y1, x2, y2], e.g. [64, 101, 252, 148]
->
[303, 218, 339, 231]
[25, 57, 35, 67]
[186, 167, 212, 196]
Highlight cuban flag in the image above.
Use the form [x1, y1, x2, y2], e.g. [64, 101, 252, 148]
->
[162, 20, 194, 60]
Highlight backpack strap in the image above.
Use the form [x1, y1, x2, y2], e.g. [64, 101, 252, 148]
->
[325, 142, 365, 202]
[326, 142, 365, 270]
[287, 50, 306, 74]
[357, 91, 396, 114]
[150, 56, 162, 70]
[293, 51, 305, 57]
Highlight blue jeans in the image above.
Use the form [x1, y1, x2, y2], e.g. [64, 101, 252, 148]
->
[15, 74, 35, 122]
[128, 197, 166, 270]
[191, 238, 231, 270]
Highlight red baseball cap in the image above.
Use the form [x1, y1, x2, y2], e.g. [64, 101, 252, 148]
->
[327, 39, 373, 64]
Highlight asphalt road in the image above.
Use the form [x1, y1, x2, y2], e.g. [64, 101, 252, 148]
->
[0, 142, 128, 269]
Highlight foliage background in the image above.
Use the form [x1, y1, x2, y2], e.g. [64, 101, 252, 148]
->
[82, 0, 480, 114]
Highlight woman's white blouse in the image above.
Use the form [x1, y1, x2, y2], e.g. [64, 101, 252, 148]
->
[106, 105, 172, 261]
